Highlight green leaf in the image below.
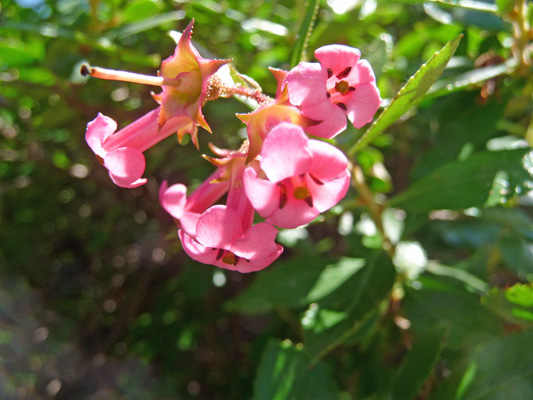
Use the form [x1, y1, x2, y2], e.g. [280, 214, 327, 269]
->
[498, 232, 533, 277]
[496, 0, 514, 14]
[426, 0, 498, 14]
[253, 340, 340, 400]
[122, 0, 163, 23]
[112, 11, 185, 39]
[302, 251, 396, 360]
[349, 35, 462, 156]
[290, 0, 320, 67]
[483, 284, 533, 325]
[227, 257, 366, 314]
[404, 277, 501, 350]
[387, 329, 445, 400]
[389, 149, 533, 213]
[455, 330, 533, 399]
[425, 61, 513, 100]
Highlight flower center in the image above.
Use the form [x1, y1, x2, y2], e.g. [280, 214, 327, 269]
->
[335, 80, 350, 95]
[293, 185, 313, 207]
[293, 186, 310, 200]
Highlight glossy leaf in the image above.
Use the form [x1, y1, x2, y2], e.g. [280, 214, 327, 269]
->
[482, 284, 533, 325]
[253, 340, 340, 400]
[349, 35, 462, 155]
[302, 251, 396, 359]
[227, 257, 366, 314]
[390, 149, 533, 212]
[455, 330, 533, 399]
[387, 329, 444, 400]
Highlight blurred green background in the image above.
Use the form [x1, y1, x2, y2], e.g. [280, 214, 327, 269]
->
[1, 0, 532, 399]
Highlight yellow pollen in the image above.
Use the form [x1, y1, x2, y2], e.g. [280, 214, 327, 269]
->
[293, 186, 310, 200]
[222, 252, 236, 265]
[335, 80, 350, 95]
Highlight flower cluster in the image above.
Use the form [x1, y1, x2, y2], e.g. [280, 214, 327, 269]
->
[84, 20, 381, 272]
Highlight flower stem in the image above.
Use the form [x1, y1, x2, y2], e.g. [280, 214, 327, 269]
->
[351, 164, 395, 257]
[80, 65, 181, 87]
[510, 0, 531, 75]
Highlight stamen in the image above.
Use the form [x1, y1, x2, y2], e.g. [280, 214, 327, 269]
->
[304, 196, 314, 207]
[216, 248, 225, 260]
[336, 66, 352, 79]
[327, 68, 333, 79]
[326, 92, 331, 98]
[279, 183, 288, 209]
[348, 86, 356, 92]
[309, 174, 324, 185]
[334, 102, 347, 111]
[222, 252, 236, 265]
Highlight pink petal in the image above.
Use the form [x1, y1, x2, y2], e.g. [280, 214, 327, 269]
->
[314, 45, 361, 76]
[260, 123, 312, 182]
[179, 229, 218, 264]
[266, 190, 320, 229]
[232, 244, 284, 273]
[231, 223, 280, 260]
[104, 147, 147, 188]
[308, 140, 348, 181]
[285, 62, 328, 107]
[302, 100, 347, 139]
[307, 169, 351, 212]
[179, 211, 201, 237]
[86, 113, 117, 157]
[159, 180, 187, 219]
[345, 59, 377, 86]
[243, 167, 280, 218]
[343, 82, 381, 129]
[195, 205, 244, 249]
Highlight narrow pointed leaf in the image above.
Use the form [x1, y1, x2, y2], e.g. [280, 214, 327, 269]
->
[290, 0, 320, 67]
[349, 35, 462, 155]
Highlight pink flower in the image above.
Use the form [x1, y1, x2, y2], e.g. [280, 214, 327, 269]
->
[243, 122, 350, 229]
[86, 108, 194, 188]
[160, 149, 283, 272]
[159, 169, 229, 237]
[152, 19, 231, 145]
[179, 205, 283, 273]
[237, 86, 315, 162]
[285, 45, 381, 139]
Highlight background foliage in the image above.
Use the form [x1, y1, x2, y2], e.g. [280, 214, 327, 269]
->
[1, 0, 532, 399]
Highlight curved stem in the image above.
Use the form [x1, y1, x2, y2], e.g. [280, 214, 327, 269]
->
[352, 164, 395, 257]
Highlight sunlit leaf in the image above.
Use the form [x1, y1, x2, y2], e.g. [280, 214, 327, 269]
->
[303, 251, 396, 360]
[349, 35, 462, 155]
[290, 0, 320, 67]
[253, 340, 340, 400]
[227, 257, 366, 314]
[390, 149, 533, 212]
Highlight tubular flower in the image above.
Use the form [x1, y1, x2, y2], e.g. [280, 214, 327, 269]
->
[86, 109, 195, 188]
[159, 169, 229, 237]
[161, 147, 283, 272]
[243, 122, 351, 229]
[285, 44, 381, 139]
[237, 85, 316, 162]
[152, 19, 231, 145]
[179, 205, 283, 273]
